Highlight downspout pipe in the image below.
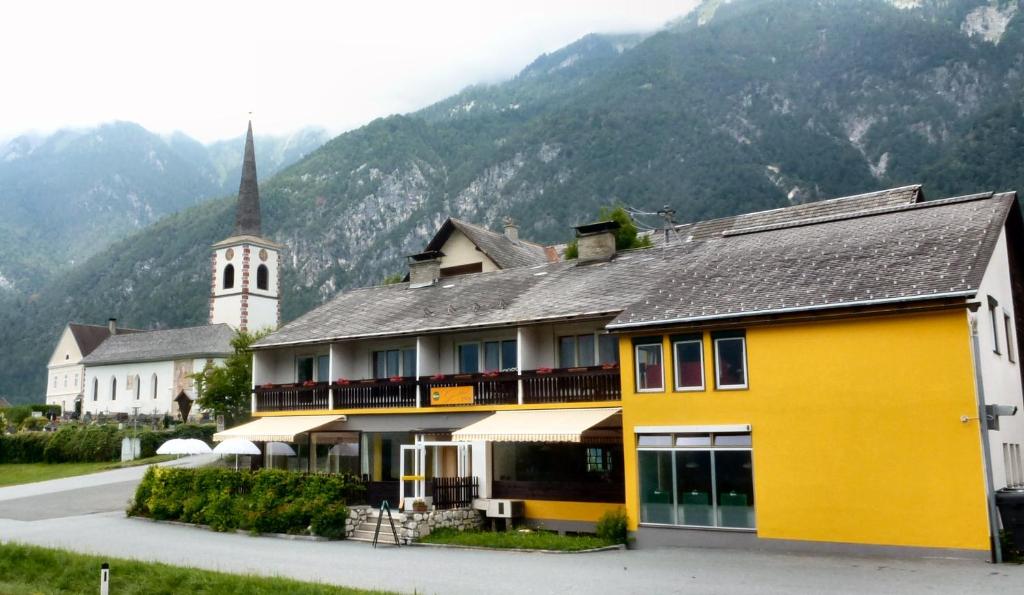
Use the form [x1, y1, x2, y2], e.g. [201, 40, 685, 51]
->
[969, 312, 1003, 564]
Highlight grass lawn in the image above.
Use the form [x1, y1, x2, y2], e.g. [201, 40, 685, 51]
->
[0, 456, 174, 488]
[418, 527, 615, 551]
[0, 543, 391, 595]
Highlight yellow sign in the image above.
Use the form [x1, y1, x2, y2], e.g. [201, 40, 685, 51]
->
[430, 385, 474, 406]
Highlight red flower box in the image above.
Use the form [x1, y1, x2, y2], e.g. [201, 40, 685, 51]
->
[335, 378, 350, 386]
[482, 370, 500, 378]
[302, 380, 318, 387]
[260, 383, 274, 389]
[536, 367, 554, 375]
[601, 362, 619, 370]
[389, 375, 403, 383]
[431, 373, 446, 381]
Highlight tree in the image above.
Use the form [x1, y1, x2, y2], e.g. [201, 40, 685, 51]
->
[564, 205, 652, 259]
[191, 329, 268, 424]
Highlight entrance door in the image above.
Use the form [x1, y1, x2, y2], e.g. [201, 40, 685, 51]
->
[399, 443, 425, 509]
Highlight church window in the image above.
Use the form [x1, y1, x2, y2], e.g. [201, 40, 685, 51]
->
[152, 374, 159, 399]
[134, 375, 141, 400]
[110, 377, 117, 401]
[223, 264, 235, 289]
[257, 264, 269, 290]
[92, 378, 98, 401]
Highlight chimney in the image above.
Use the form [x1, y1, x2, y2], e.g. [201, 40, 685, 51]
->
[108, 318, 118, 335]
[574, 220, 621, 265]
[503, 217, 519, 243]
[408, 251, 443, 288]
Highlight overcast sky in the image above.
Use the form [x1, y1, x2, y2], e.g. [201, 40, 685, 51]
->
[0, 1, 697, 143]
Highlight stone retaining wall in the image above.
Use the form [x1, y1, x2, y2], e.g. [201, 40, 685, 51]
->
[397, 508, 483, 544]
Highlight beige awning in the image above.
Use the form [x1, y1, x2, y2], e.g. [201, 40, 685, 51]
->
[452, 408, 621, 443]
[213, 415, 346, 443]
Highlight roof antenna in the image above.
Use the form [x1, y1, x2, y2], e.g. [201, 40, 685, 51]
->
[657, 205, 677, 244]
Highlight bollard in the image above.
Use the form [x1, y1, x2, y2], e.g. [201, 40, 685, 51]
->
[100, 562, 109, 595]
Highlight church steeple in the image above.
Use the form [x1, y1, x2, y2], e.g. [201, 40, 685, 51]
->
[234, 121, 261, 237]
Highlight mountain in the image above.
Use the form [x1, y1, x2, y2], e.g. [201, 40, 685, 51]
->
[0, 123, 328, 294]
[3, 0, 1024, 403]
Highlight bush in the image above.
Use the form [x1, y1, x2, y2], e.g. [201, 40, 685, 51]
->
[0, 432, 52, 463]
[1, 423, 217, 463]
[596, 508, 629, 545]
[19, 417, 49, 432]
[131, 467, 362, 539]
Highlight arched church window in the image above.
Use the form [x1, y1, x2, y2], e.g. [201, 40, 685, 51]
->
[110, 377, 117, 401]
[257, 264, 269, 290]
[152, 374, 159, 399]
[134, 375, 141, 400]
[92, 378, 99, 401]
[223, 264, 235, 289]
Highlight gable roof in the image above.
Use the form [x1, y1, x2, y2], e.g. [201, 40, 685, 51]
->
[255, 187, 1015, 348]
[67, 324, 143, 358]
[426, 218, 551, 269]
[81, 324, 235, 366]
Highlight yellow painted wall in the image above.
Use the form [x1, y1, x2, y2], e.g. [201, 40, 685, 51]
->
[522, 500, 623, 523]
[620, 309, 991, 551]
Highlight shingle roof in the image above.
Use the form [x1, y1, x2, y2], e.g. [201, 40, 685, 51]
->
[67, 324, 143, 358]
[428, 218, 551, 269]
[234, 121, 262, 237]
[82, 324, 235, 365]
[255, 188, 1015, 348]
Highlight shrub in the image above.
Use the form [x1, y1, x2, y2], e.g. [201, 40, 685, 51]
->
[18, 417, 49, 432]
[0, 432, 52, 463]
[130, 467, 362, 539]
[596, 508, 629, 545]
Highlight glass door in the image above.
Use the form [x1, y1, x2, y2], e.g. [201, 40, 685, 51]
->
[399, 443, 425, 509]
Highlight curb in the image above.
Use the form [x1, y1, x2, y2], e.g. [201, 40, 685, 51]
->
[129, 515, 332, 542]
[408, 541, 626, 554]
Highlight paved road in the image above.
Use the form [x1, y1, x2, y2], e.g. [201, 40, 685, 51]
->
[2, 457, 1021, 594]
[2, 510, 1021, 595]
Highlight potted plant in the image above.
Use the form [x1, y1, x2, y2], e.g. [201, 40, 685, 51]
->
[430, 373, 446, 381]
[302, 380, 318, 388]
[389, 375, 403, 383]
[536, 367, 554, 375]
[412, 499, 428, 512]
[335, 377, 350, 386]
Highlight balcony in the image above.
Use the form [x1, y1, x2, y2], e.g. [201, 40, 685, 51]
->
[254, 382, 330, 411]
[253, 367, 622, 413]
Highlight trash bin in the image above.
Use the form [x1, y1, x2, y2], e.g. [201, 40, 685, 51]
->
[995, 488, 1024, 552]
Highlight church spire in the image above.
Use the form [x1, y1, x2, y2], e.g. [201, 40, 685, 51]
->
[234, 121, 261, 237]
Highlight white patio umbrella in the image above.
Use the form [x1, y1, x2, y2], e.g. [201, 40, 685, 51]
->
[213, 438, 261, 470]
[265, 442, 296, 457]
[156, 438, 213, 456]
[328, 442, 359, 457]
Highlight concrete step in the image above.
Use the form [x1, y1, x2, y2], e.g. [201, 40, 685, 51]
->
[349, 528, 400, 543]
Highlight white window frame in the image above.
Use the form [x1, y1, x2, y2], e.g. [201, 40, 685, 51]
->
[372, 347, 417, 378]
[1004, 311, 1016, 364]
[295, 353, 329, 382]
[456, 339, 515, 374]
[634, 342, 665, 393]
[672, 338, 705, 392]
[989, 296, 1001, 354]
[713, 336, 748, 390]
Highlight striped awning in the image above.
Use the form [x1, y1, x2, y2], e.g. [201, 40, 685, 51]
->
[213, 415, 346, 443]
[452, 408, 621, 443]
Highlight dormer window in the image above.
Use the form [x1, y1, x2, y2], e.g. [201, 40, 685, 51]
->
[257, 264, 269, 290]
[223, 264, 235, 289]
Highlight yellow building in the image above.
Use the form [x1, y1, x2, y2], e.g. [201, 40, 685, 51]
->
[222, 185, 1023, 557]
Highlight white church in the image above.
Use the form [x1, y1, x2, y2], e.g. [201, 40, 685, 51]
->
[49, 122, 283, 419]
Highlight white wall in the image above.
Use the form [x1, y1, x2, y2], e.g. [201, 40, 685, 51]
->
[210, 240, 280, 331]
[439, 230, 499, 273]
[46, 326, 86, 412]
[975, 228, 1024, 489]
[83, 361, 175, 416]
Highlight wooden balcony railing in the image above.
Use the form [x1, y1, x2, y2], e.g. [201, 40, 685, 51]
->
[253, 367, 621, 412]
[254, 382, 330, 411]
[419, 372, 519, 407]
[332, 377, 417, 409]
[521, 366, 621, 404]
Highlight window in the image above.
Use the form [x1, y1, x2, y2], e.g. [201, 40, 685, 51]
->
[52, 375, 57, 388]
[634, 339, 664, 392]
[92, 378, 99, 401]
[989, 296, 1000, 354]
[714, 332, 748, 389]
[586, 447, 613, 472]
[63, 374, 68, 388]
[110, 377, 117, 401]
[673, 335, 704, 391]
[483, 340, 517, 372]
[151, 374, 159, 399]
[296, 356, 315, 382]
[458, 340, 515, 373]
[74, 373, 78, 387]
[317, 355, 330, 382]
[373, 348, 416, 378]
[637, 432, 755, 529]
[134, 375, 141, 400]
[558, 333, 619, 367]
[1006, 443, 1024, 488]
[223, 264, 235, 290]
[1005, 313, 1016, 363]
[256, 264, 269, 291]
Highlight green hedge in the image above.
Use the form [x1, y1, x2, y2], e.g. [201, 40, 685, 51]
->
[129, 467, 365, 539]
[0, 424, 217, 464]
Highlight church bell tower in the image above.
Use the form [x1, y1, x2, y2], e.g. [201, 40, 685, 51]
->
[209, 121, 283, 333]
